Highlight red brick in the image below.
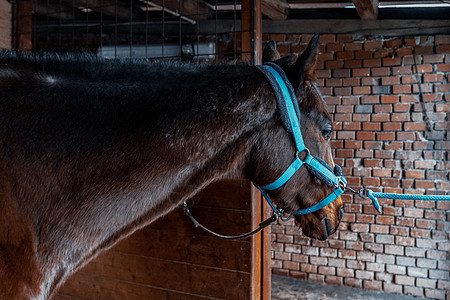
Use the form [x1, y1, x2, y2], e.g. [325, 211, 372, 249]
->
[325, 78, 343, 87]
[318, 266, 336, 275]
[396, 47, 413, 57]
[393, 85, 412, 94]
[436, 64, 450, 72]
[392, 113, 410, 121]
[384, 141, 403, 150]
[382, 122, 401, 131]
[344, 278, 362, 288]
[353, 68, 370, 77]
[435, 35, 450, 44]
[344, 59, 362, 68]
[411, 228, 431, 239]
[436, 45, 450, 53]
[341, 122, 359, 130]
[397, 217, 415, 227]
[364, 59, 381, 67]
[357, 132, 375, 140]
[393, 66, 412, 75]
[374, 49, 390, 58]
[416, 219, 435, 229]
[316, 69, 332, 78]
[333, 69, 351, 78]
[396, 236, 415, 246]
[377, 132, 395, 141]
[372, 67, 390, 76]
[301, 263, 317, 273]
[343, 78, 360, 86]
[308, 274, 325, 283]
[415, 180, 435, 189]
[370, 224, 389, 234]
[363, 123, 381, 131]
[326, 60, 343, 69]
[374, 103, 392, 113]
[383, 57, 402, 66]
[350, 114, 369, 122]
[365, 40, 383, 50]
[325, 275, 343, 285]
[384, 282, 403, 294]
[335, 87, 352, 96]
[415, 64, 433, 73]
[380, 95, 399, 103]
[355, 50, 372, 59]
[360, 77, 377, 86]
[395, 275, 415, 286]
[353, 86, 371, 94]
[404, 122, 426, 131]
[435, 83, 450, 93]
[289, 271, 307, 280]
[381, 76, 400, 85]
[405, 170, 425, 179]
[337, 51, 353, 60]
[393, 103, 410, 112]
[401, 75, 415, 84]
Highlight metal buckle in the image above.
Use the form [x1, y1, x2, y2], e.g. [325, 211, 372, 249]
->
[336, 176, 347, 189]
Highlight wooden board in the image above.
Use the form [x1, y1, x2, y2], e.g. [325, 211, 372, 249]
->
[56, 179, 269, 299]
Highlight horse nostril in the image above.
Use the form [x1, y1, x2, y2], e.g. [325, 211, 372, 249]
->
[339, 206, 344, 220]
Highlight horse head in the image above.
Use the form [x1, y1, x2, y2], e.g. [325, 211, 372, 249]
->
[248, 35, 343, 241]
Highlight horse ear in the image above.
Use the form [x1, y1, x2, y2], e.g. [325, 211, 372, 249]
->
[292, 34, 320, 88]
[262, 41, 281, 63]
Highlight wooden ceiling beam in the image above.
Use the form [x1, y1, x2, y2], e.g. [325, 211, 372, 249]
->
[61, 0, 138, 20]
[261, 0, 289, 20]
[352, 0, 378, 20]
[34, 1, 79, 20]
[148, 0, 209, 18]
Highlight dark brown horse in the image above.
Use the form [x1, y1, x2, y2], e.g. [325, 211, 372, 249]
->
[0, 35, 342, 299]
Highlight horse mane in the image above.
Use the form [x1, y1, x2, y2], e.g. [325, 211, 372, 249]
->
[0, 50, 252, 85]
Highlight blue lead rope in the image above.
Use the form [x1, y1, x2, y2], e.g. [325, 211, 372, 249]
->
[349, 188, 450, 213]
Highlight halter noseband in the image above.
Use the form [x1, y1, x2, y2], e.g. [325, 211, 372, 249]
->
[255, 62, 347, 218]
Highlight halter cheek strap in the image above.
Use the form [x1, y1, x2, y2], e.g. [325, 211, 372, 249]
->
[255, 63, 347, 218]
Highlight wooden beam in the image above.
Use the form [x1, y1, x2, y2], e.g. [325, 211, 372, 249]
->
[34, 1, 79, 20]
[149, 0, 209, 18]
[261, 0, 289, 20]
[352, 0, 378, 20]
[61, 0, 138, 20]
[0, 0, 12, 49]
[262, 19, 450, 35]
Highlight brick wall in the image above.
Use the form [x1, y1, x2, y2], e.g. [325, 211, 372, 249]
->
[267, 34, 449, 299]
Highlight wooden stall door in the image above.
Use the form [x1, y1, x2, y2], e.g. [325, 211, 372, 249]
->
[56, 179, 270, 300]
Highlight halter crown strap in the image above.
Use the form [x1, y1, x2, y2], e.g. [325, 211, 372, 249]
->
[256, 63, 305, 152]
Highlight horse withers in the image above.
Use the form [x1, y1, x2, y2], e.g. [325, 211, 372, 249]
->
[0, 34, 342, 299]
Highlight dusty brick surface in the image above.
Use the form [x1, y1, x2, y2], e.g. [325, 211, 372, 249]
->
[269, 34, 449, 300]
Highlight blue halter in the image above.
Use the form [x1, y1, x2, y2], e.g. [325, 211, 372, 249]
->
[255, 63, 347, 218]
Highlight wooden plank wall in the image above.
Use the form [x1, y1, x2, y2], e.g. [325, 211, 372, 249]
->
[56, 179, 260, 300]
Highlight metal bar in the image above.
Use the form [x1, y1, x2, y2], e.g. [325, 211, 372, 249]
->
[141, 1, 196, 24]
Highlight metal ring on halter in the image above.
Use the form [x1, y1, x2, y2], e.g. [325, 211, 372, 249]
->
[278, 209, 293, 222]
[337, 177, 347, 189]
[297, 148, 310, 161]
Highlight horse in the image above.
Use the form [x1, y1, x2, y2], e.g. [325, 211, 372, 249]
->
[0, 34, 343, 299]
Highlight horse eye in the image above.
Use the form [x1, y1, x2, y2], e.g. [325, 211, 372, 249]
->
[321, 128, 332, 139]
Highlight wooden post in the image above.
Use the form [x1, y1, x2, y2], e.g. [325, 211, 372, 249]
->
[242, 2, 270, 299]
[0, 0, 12, 49]
[241, 0, 261, 64]
[12, 0, 33, 51]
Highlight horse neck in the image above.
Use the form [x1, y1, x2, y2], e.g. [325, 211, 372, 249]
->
[13, 64, 276, 298]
